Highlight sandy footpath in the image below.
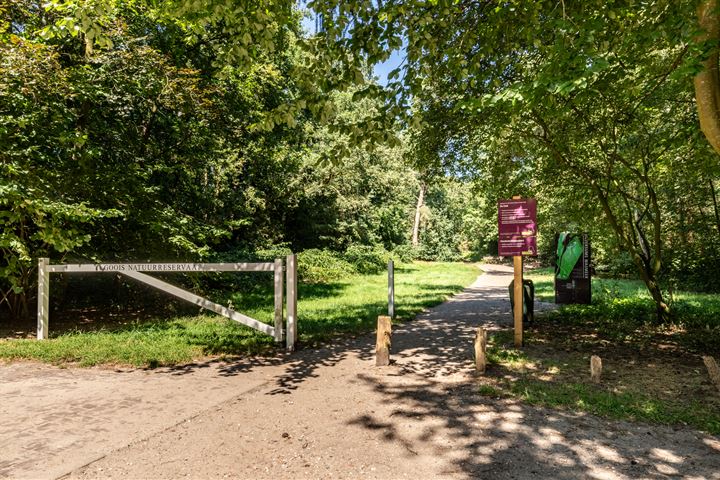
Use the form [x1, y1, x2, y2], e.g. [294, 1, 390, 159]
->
[2, 265, 719, 479]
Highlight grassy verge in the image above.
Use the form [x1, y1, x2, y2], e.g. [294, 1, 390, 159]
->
[0, 261, 478, 367]
[479, 323, 720, 434]
[508, 380, 720, 434]
[525, 267, 720, 353]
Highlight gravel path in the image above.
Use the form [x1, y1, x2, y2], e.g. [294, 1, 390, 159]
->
[2, 265, 719, 479]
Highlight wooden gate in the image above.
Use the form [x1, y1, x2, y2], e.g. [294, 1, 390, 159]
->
[37, 254, 298, 351]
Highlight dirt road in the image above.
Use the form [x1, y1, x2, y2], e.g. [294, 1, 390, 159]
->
[2, 265, 719, 479]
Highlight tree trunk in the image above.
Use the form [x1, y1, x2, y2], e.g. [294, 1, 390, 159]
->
[631, 253, 671, 323]
[710, 177, 720, 236]
[411, 183, 425, 247]
[591, 182, 671, 322]
[695, 0, 720, 155]
[530, 111, 672, 322]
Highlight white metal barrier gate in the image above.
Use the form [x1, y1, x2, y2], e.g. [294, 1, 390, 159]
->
[37, 254, 299, 351]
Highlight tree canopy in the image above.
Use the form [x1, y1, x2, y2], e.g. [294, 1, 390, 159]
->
[306, 0, 720, 319]
[3, 0, 720, 323]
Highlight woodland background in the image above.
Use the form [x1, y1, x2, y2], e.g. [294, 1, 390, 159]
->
[2, 0, 720, 322]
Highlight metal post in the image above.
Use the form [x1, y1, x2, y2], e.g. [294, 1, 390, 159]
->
[286, 253, 297, 351]
[388, 260, 395, 318]
[273, 258, 284, 343]
[37, 257, 49, 340]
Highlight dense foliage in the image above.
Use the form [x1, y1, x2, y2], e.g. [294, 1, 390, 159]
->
[4, 0, 720, 326]
[0, 2, 430, 318]
[307, 0, 720, 319]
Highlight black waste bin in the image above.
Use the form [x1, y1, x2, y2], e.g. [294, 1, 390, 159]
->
[508, 279, 534, 327]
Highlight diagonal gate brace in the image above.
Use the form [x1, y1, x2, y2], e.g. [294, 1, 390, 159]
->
[122, 270, 275, 337]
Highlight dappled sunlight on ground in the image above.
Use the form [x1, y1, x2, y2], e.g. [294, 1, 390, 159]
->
[340, 263, 720, 478]
[4, 263, 719, 479]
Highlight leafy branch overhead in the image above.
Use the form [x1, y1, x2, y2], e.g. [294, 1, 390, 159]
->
[4, 0, 720, 326]
[31, 1, 720, 151]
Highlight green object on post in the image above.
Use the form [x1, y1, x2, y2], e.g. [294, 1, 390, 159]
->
[508, 279, 534, 326]
[556, 233, 583, 280]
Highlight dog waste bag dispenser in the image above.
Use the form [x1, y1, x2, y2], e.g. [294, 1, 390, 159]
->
[555, 232, 591, 304]
[509, 279, 535, 326]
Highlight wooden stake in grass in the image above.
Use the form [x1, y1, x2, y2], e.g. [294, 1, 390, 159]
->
[590, 355, 602, 383]
[703, 356, 720, 393]
[474, 327, 487, 373]
[376, 315, 392, 366]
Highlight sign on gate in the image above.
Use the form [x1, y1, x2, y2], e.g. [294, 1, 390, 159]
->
[37, 257, 298, 351]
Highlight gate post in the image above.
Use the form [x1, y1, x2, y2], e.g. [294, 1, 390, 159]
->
[388, 260, 394, 318]
[286, 253, 298, 351]
[273, 258, 284, 343]
[37, 257, 50, 340]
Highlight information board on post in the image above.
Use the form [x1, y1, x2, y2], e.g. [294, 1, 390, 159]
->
[498, 197, 537, 348]
[497, 198, 537, 257]
[554, 232, 592, 304]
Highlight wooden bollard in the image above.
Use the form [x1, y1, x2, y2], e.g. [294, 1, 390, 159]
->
[474, 327, 487, 373]
[703, 356, 720, 393]
[376, 316, 392, 366]
[590, 355, 602, 383]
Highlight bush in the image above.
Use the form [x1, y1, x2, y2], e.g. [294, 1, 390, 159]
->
[253, 244, 293, 262]
[210, 246, 253, 263]
[594, 250, 636, 276]
[343, 245, 390, 274]
[205, 245, 292, 292]
[297, 249, 355, 283]
[417, 243, 462, 262]
[391, 244, 417, 263]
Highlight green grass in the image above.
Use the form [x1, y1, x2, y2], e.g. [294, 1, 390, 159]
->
[0, 261, 479, 367]
[524, 267, 720, 352]
[502, 379, 720, 435]
[516, 269, 720, 434]
[525, 267, 649, 303]
[480, 329, 720, 434]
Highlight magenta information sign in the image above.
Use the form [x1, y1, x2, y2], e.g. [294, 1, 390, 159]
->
[498, 198, 537, 256]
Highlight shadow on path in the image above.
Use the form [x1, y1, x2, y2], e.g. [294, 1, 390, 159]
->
[138, 264, 719, 479]
[347, 264, 720, 479]
[351, 372, 720, 479]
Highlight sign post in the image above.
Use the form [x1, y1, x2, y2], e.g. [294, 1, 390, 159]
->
[498, 197, 537, 347]
[512, 255, 523, 347]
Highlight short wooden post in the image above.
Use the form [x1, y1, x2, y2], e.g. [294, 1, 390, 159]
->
[37, 257, 50, 340]
[590, 355, 602, 383]
[388, 260, 395, 318]
[376, 315, 392, 366]
[513, 255, 523, 347]
[474, 327, 487, 373]
[273, 258, 284, 343]
[286, 253, 298, 352]
[703, 356, 720, 393]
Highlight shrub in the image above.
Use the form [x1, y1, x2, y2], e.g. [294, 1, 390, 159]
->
[211, 246, 253, 263]
[254, 244, 293, 262]
[297, 249, 355, 283]
[205, 245, 292, 291]
[417, 243, 462, 262]
[594, 250, 636, 276]
[391, 244, 417, 263]
[343, 245, 389, 274]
